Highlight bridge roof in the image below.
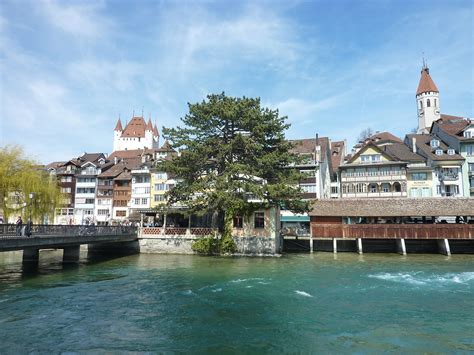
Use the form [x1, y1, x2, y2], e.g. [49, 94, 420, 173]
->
[309, 198, 474, 217]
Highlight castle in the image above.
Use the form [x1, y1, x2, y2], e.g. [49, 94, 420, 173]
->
[113, 116, 160, 151]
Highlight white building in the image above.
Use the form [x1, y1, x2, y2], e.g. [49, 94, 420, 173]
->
[130, 167, 151, 213]
[113, 116, 160, 152]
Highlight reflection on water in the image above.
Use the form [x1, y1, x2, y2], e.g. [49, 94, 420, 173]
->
[0, 252, 473, 352]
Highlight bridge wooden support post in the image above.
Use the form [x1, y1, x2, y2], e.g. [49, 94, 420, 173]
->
[333, 238, 337, 254]
[23, 248, 39, 264]
[437, 239, 451, 256]
[63, 245, 80, 263]
[396, 238, 407, 255]
[309, 237, 313, 253]
[357, 238, 363, 254]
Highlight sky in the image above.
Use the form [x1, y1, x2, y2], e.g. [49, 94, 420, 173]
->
[0, 0, 472, 164]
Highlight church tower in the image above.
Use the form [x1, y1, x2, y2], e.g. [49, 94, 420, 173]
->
[416, 62, 440, 133]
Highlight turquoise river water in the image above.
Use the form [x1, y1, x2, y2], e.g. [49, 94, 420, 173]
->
[0, 251, 473, 353]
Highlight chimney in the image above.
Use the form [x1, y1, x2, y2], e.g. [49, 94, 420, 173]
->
[114, 156, 118, 165]
[412, 137, 417, 153]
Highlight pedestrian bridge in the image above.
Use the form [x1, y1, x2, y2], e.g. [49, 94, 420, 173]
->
[0, 224, 138, 263]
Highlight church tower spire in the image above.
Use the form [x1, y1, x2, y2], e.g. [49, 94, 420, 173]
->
[416, 60, 440, 133]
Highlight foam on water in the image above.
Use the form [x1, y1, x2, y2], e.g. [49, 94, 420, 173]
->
[229, 277, 265, 283]
[369, 272, 474, 286]
[211, 288, 222, 292]
[295, 290, 313, 297]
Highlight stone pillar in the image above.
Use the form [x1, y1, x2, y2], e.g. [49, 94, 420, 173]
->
[357, 238, 363, 254]
[437, 239, 451, 256]
[396, 238, 407, 255]
[309, 237, 313, 253]
[63, 245, 80, 263]
[161, 214, 167, 235]
[23, 248, 39, 263]
[333, 238, 337, 254]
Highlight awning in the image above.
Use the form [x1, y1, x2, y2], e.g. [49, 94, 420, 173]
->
[281, 215, 310, 222]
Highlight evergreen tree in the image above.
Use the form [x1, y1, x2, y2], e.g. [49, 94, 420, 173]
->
[159, 93, 307, 233]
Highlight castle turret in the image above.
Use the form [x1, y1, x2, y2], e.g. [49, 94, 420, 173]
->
[416, 63, 440, 133]
[113, 118, 123, 151]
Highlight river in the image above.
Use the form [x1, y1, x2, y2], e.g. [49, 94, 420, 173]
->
[0, 251, 473, 353]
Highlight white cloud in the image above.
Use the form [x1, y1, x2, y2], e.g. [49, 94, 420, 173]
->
[38, 0, 110, 38]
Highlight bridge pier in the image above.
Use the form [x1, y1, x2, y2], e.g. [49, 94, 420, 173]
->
[396, 238, 407, 255]
[63, 246, 81, 263]
[22, 248, 39, 263]
[437, 239, 451, 256]
[357, 238, 363, 254]
[333, 238, 337, 253]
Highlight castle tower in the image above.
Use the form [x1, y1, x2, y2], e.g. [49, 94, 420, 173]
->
[145, 118, 154, 148]
[113, 118, 123, 152]
[416, 62, 440, 133]
[153, 124, 160, 148]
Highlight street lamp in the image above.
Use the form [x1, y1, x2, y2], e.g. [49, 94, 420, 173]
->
[29, 192, 34, 222]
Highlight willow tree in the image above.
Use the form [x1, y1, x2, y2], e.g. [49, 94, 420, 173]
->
[159, 93, 307, 235]
[0, 145, 62, 223]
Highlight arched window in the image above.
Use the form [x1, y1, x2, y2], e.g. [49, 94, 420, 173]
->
[434, 99, 437, 107]
[419, 101, 423, 109]
[427, 99, 431, 107]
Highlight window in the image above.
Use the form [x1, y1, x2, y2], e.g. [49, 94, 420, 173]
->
[430, 139, 440, 148]
[60, 187, 71, 193]
[98, 209, 109, 216]
[116, 211, 126, 217]
[233, 216, 243, 228]
[370, 184, 377, 193]
[464, 131, 472, 138]
[154, 183, 168, 191]
[410, 188, 419, 198]
[419, 101, 423, 109]
[154, 195, 165, 202]
[61, 176, 72, 182]
[301, 184, 316, 193]
[427, 99, 431, 107]
[466, 144, 474, 156]
[361, 155, 381, 163]
[85, 199, 94, 204]
[154, 172, 167, 180]
[134, 198, 140, 205]
[141, 198, 148, 205]
[468, 163, 474, 172]
[447, 149, 455, 155]
[382, 183, 390, 193]
[411, 172, 427, 181]
[422, 187, 431, 197]
[77, 188, 95, 194]
[434, 99, 437, 107]
[254, 212, 265, 229]
[435, 149, 443, 156]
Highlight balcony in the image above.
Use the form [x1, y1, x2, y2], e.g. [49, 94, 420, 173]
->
[438, 173, 458, 181]
[341, 174, 406, 183]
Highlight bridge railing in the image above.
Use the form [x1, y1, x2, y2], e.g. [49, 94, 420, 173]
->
[0, 224, 137, 238]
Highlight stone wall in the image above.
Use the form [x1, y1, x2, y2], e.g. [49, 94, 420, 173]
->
[139, 235, 281, 255]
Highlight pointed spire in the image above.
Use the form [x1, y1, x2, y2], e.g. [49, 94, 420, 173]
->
[114, 117, 123, 131]
[146, 118, 153, 131]
[153, 124, 159, 137]
[416, 64, 438, 95]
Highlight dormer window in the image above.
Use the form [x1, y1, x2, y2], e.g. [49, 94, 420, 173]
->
[435, 149, 443, 156]
[430, 139, 440, 148]
[464, 131, 472, 138]
[447, 149, 455, 155]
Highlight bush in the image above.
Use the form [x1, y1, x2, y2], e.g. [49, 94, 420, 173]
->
[191, 236, 219, 255]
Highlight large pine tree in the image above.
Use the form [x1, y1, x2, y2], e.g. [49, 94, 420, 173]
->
[159, 93, 307, 230]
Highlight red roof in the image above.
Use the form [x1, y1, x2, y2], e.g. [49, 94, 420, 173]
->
[146, 118, 153, 131]
[114, 118, 123, 131]
[153, 124, 159, 137]
[416, 67, 439, 95]
[122, 117, 147, 138]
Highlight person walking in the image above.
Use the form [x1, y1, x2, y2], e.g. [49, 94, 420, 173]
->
[16, 216, 23, 236]
[25, 219, 33, 237]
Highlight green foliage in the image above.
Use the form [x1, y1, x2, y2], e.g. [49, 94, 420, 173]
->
[0, 145, 62, 222]
[191, 235, 220, 255]
[159, 93, 309, 220]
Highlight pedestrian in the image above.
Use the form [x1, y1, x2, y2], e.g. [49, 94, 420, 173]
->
[25, 219, 33, 237]
[16, 216, 23, 236]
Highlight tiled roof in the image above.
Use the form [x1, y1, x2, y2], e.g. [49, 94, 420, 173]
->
[364, 131, 402, 145]
[45, 161, 66, 170]
[330, 141, 345, 172]
[114, 118, 123, 131]
[383, 143, 425, 162]
[146, 118, 153, 131]
[310, 198, 474, 217]
[406, 134, 464, 161]
[416, 67, 439, 95]
[289, 137, 329, 163]
[69, 153, 106, 166]
[114, 170, 132, 180]
[153, 124, 159, 137]
[434, 115, 471, 140]
[122, 116, 147, 138]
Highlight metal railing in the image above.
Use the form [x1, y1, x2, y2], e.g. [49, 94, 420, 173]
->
[140, 227, 216, 237]
[0, 224, 137, 239]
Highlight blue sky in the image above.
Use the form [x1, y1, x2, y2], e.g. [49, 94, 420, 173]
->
[0, 0, 472, 163]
